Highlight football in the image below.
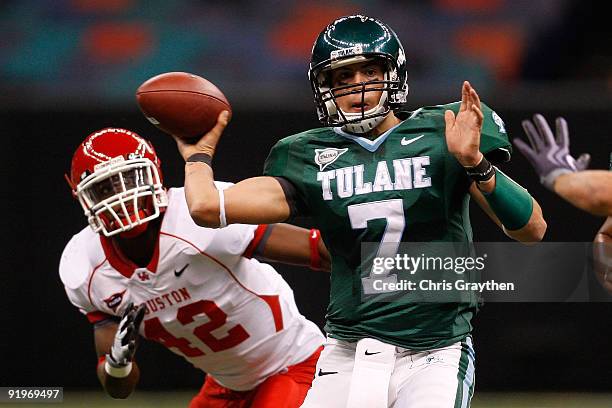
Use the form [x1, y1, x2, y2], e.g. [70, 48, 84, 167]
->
[136, 72, 232, 142]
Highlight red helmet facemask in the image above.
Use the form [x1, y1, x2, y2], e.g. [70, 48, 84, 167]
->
[67, 128, 168, 237]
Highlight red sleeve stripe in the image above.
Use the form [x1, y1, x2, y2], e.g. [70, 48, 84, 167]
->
[243, 225, 269, 259]
[87, 311, 112, 324]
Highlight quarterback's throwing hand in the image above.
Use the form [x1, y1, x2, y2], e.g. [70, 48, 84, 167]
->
[445, 81, 485, 167]
[174, 110, 231, 161]
[514, 114, 590, 190]
[106, 303, 146, 375]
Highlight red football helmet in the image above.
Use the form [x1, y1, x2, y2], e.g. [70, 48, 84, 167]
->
[67, 128, 168, 237]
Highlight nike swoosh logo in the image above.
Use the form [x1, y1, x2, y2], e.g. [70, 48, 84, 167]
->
[318, 368, 338, 376]
[401, 135, 425, 146]
[174, 264, 189, 277]
[365, 350, 381, 356]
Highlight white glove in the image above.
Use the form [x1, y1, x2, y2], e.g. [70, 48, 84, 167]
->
[105, 302, 145, 377]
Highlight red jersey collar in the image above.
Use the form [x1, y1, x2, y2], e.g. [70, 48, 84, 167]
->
[99, 230, 161, 279]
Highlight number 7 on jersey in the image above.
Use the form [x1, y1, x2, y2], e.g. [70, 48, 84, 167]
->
[348, 199, 405, 294]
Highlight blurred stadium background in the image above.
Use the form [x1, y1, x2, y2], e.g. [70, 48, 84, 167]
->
[1, 0, 611, 406]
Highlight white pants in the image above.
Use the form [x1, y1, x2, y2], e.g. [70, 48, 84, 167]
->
[300, 336, 475, 408]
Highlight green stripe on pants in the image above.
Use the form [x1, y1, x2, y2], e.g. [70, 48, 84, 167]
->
[454, 338, 475, 408]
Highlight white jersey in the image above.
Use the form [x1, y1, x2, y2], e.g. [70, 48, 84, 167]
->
[60, 186, 324, 391]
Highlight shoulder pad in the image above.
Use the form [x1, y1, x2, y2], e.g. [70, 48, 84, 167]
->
[162, 186, 256, 254]
[59, 227, 104, 290]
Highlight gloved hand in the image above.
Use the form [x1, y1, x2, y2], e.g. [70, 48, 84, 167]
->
[514, 114, 590, 190]
[105, 302, 145, 377]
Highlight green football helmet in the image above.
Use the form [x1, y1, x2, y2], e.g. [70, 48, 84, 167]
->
[309, 15, 408, 133]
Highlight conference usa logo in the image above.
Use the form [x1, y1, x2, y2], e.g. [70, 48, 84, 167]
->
[315, 148, 348, 171]
[492, 111, 506, 133]
[103, 290, 126, 312]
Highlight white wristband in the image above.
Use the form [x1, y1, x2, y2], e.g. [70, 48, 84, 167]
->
[105, 361, 133, 378]
[218, 188, 227, 228]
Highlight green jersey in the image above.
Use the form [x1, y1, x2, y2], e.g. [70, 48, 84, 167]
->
[263, 102, 511, 350]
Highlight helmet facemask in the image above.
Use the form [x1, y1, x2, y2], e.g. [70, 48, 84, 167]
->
[311, 56, 406, 134]
[75, 157, 168, 237]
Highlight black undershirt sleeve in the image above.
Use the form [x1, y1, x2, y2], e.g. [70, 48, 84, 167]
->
[272, 176, 305, 220]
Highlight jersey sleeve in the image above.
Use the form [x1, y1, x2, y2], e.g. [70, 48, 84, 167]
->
[428, 102, 511, 164]
[263, 137, 310, 215]
[242, 224, 270, 258]
[263, 138, 291, 178]
[59, 234, 111, 324]
[479, 103, 512, 164]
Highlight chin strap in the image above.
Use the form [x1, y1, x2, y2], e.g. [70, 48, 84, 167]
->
[339, 88, 390, 134]
[341, 112, 387, 134]
[118, 222, 149, 239]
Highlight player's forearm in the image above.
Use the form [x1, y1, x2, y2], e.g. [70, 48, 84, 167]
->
[471, 173, 547, 242]
[96, 359, 140, 399]
[184, 162, 222, 227]
[260, 224, 331, 272]
[554, 171, 612, 216]
[504, 198, 546, 243]
[185, 165, 292, 227]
